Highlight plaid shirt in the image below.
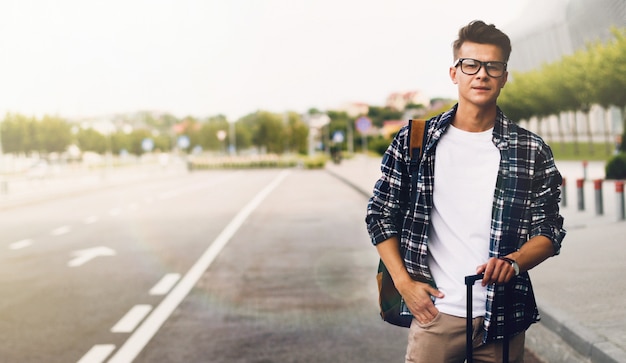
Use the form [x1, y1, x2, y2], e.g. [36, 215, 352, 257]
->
[366, 104, 566, 341]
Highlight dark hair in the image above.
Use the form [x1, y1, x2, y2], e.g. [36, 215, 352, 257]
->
[453, 20, 511, 62]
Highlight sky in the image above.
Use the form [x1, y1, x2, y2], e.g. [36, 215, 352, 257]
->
[0, 0, 534, 121]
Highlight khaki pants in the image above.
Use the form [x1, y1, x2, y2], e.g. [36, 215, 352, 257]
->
[405, 313, 525, 363]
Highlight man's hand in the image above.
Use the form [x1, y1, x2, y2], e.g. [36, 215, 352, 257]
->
[476, 257, 516, 286]
[396, 279, 444, 325]
[476, 236, 556, 287]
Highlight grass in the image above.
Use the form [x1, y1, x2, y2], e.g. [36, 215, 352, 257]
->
[548, 142, 619, 162]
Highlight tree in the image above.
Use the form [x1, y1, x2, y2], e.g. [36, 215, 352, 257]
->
[283, 112, 308, 154]
[127, 129, 153, 156]
[36, 116, 72, 154]
[1, 113, 37, 154]
[593, 28, 626, 137]
[197, 116, 230, 152]
[238, 111, 285, 154]
[367, 106, 403, 128]
[327, 110, 352, 152]
[76, 128, 108, 154]
[253, 112, 285, 153]
[110, 131, 130, 155]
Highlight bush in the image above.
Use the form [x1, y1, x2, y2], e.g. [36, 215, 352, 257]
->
[302, 155, 327, 169]
[606, 153, 626, 179]
[368, 136, 392, 156]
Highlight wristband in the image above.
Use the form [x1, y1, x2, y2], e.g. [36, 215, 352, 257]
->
[499, 257, 520, 276]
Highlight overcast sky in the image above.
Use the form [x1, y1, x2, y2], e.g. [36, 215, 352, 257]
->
[0, 0, 533, 120]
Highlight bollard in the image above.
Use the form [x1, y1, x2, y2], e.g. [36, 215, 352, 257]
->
[576, 178, 585, 211]
[561, 177, 567, 207]
[617, 181, 625, 221]
[594, 179, 603, 216]
[0, 180, 7, 195]
[582, 160, 588, 181]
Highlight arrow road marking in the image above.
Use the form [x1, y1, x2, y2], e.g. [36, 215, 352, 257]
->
[9, 239, 33, 250]
[67, 246, 116, 267]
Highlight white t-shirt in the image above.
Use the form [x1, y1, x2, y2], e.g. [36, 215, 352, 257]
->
[428, 124, 500, 318]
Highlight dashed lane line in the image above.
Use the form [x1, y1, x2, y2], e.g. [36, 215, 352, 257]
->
[149, 273, 181, 296]
[51, 225, 71, 236]
[84, 215, 99, 224]
[76, 344, 116, 363]
[111, 305, 153, 333]
[107, 170, 290, 363]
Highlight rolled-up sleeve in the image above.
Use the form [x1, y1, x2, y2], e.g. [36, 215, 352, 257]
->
[366, 129, 410, 245]
[530, 143, 566, 254]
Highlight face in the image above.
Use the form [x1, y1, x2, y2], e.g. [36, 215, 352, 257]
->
[449, 41, 508, 108]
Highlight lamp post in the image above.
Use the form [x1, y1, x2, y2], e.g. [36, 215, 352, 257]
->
[228, 121, 236, 156]
[217, 130, 227, 154]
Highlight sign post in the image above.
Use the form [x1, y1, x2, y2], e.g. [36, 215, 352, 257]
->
[355, 116, 372, 154]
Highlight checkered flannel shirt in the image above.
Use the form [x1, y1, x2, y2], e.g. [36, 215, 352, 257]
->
[366, 104, 566, 341]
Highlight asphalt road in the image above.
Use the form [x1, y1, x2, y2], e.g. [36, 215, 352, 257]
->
[0, 167, 543, 363]
[0, 168, 409, 363]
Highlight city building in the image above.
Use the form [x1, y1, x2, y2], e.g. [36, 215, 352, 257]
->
[505, 0, 626, 145]
[385, 90, 430, 111]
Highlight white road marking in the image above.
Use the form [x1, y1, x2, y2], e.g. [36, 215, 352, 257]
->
[76, 344, 116, 363]
[51, 225, 71, 236]
[108, 170, 290, 363]
[111, 305, 153, 333]
[84, 216, 99, 224]
[9, 239, 33, 250]
[149, 273, 181, 296]
[67, 246, 116, 267]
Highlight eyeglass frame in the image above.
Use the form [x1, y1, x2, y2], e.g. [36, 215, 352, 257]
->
[453, 58, 508, 78]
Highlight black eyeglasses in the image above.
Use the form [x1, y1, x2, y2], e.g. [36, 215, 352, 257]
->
[453, 58, 507, 78]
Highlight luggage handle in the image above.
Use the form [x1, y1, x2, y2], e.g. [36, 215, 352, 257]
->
[464, 273, 509, 363]
[465, 274, 484, 363]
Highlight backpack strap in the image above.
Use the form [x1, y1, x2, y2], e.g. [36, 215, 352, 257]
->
[408, 119, 427, 161]
[407, 119, 428, 207]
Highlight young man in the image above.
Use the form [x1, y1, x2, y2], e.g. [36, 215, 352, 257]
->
[366, 20, 566, 363]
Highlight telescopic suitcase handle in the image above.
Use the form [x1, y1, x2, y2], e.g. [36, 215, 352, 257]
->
[465, 274, 484, 363]
[464, 274, 510, 363]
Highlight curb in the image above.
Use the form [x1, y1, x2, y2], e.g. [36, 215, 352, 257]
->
[538, 301, 626, 363]
[326, 166, 624, 363]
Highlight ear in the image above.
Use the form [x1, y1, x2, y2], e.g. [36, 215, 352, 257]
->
[449, 66, 458, 84]
[500, 71, 509, 88]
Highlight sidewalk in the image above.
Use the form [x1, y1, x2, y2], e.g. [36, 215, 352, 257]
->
[327, 154, 626, 363]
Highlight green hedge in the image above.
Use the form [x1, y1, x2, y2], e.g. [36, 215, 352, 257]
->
[606, 153, 626, 179]
[187, 155, 327, 170]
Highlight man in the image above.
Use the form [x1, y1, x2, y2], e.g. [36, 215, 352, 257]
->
[366, 20, 566, 363]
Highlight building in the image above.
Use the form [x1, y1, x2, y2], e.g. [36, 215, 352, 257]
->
[507, 0, 626, 72]
[505, 0, 626, 145]
[385, 90, 430, 111]
[340, 102, 369, 118]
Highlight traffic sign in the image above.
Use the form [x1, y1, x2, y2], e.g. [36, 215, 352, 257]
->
[177, 135, 190, 149]
[332, 131, 345, 143]
[141, 138, 154, 152]
[355, 117, 372, 133]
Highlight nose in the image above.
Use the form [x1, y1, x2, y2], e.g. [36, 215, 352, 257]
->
[476, 65, 490, 79]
